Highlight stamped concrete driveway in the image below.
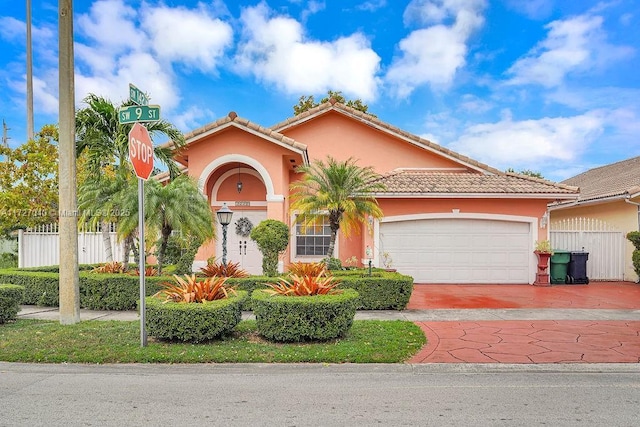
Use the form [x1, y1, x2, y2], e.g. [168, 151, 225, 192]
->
[406, 282, 640, 363]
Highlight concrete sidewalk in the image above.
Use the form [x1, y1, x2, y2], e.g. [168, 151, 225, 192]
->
[18, 305, 640, 322]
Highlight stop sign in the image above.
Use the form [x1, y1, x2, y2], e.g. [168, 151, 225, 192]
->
[128, 122, 154, 180]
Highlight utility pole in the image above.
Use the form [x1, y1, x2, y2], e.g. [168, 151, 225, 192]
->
[1, 120, 9, 161]
[26, 0, 34, 141]
[58, 0, 80, 325]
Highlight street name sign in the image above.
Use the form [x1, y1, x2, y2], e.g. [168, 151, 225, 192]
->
[129, 83, 149, 106]
[119, 105, 161, 124]
[128, 123, 154, 180]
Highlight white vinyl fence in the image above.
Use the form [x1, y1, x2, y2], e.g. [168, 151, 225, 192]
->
[550, 218, 625, 281]
[18, 223, 124, 268]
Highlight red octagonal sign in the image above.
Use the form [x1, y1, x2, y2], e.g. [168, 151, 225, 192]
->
[128, 122, 154, 180]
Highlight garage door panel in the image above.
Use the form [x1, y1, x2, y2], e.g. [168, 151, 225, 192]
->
[380, 218, 531, 284]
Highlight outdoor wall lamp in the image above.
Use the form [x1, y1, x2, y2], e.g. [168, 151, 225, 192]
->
[216, 203, 233, 266]
[236, 164, 243, 193]
[540, 211, 549, 229]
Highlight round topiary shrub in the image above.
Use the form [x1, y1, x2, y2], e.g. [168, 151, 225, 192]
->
[145, 290, 247, 343]
[250, 219, 289, 277]
[251, 288, 359, 342]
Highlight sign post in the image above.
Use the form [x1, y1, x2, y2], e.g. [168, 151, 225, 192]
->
[129, 122, 153, 347]
[123, 83, 159, 348]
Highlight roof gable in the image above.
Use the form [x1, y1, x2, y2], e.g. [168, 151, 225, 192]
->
[272, 99, 502, 175]
[169, 111, 309, 163]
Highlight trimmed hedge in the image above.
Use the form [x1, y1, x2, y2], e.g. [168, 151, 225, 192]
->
[252, 288, 359, 342]
[338, 272, 413, 310]
[0, 268, 414, 311]
[0, 284, 25, 323]
[0, 269, 169, 310]
[145, 291, 247, 343]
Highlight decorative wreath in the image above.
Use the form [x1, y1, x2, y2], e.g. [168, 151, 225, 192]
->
[235, 217, 253, 237]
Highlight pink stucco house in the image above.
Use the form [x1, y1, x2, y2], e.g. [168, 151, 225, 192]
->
[172, 100, 578, 284]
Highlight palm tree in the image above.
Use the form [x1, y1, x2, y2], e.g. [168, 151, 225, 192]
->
[289, 156, 386, 259]
[75, 94, 185, 261]
[118, 174, 215, 274]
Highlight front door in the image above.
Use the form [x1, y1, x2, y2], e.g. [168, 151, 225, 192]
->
[217, 210, 266, 275]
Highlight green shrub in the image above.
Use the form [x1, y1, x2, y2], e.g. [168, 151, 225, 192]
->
[627, 232, 640, 279]
[0, 270, 59, 306]
[627, 231, 640, 250]
[0, 269, 168, 310]
[0, 253, 18, 269]
[0, 284, 25, 323]
[251, 288, 358, 342]
[80, 274, 166, 310]
[322, 257, 342, 271]
[250, 220, 289, 277]
[0, 268, 413, 311]
[339, 272, 413, 310]
[145, 291, 247, 343]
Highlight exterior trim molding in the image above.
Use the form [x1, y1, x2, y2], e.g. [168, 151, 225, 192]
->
[198, 154, 285, 203]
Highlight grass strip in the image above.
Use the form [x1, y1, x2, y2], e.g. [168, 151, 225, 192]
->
[0, 319, 425, 364]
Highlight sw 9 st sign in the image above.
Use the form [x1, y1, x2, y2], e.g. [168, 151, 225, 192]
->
[129, 123, 154, 180]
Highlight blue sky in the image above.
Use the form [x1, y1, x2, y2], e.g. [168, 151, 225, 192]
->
[1, 0, 639, 181]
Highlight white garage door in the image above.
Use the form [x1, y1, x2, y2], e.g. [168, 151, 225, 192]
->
[380, 218, 532, 284]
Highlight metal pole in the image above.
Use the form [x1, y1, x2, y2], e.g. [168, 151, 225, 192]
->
[138, 177, 147, 347]
[222, 224, 228, 266]
[58, 0, 80, 325]
[26, 0, 34, 140]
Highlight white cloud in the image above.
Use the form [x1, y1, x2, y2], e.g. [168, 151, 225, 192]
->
[385, 0, 487, 97]
[449, 113, 605, 170]
[356, 0, 387, 12]
[0, 16, 25, 41]
[301, 1, 326, 22]
[76, 52, 180, 110]
[171, 106, 217, 133]
[141, 4, 233, 72]
[504, 0, 555, 20]
[459, 93, 493, 113]
[506, 14, 634, 87]
[234, 3, 381, 101]
[76, 0, 144, 54]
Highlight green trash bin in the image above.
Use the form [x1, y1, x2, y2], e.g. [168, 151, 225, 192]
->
[550, 250, 571, 284]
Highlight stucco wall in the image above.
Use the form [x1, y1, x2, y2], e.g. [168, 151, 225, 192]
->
[281, 112, 468, 173]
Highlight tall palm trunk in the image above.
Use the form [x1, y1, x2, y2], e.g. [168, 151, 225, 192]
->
[156, 226, 172, 275]
[121, 234, 134, 270]
[100, 220, 113, 262]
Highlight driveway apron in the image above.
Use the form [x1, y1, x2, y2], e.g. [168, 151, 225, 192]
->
[406, 282, 640, 364]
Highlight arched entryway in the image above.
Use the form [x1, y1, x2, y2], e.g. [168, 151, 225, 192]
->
[196, 156, 275, 275]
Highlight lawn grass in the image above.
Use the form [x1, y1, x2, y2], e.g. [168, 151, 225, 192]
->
[0, 319, 426, 363]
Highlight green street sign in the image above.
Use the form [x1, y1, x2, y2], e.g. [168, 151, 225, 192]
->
[119, 105, 161, 124]
[129, 83, 149, 106]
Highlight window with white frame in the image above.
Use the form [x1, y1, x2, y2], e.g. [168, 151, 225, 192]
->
[295, 215, 331, 256]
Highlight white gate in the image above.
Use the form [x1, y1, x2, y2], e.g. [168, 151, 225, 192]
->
[18, 223, 124, 268]
[550, 218, 625, 281]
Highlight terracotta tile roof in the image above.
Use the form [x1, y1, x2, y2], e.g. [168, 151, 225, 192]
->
[374, 169, 579, 197]
[271, 99, 503, 175]
[164, 111, 308, 153]
[560, 155, 640, 202]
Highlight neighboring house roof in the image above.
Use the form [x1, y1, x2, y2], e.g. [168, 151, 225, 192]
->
[551, 155, 640, 208]
[374, 169, 579, 199]
[272, 99, 501, 176]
